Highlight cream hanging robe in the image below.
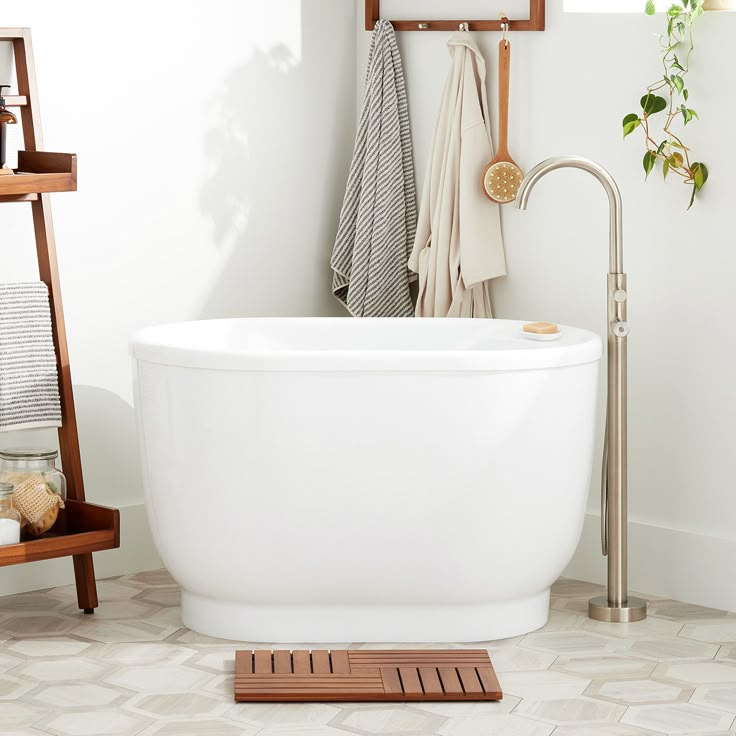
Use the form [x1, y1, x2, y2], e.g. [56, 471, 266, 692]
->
[408, 32, 506, 318]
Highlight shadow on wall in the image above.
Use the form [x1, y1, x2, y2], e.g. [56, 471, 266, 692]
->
[74, 386, 141, 507]
[199, 0, 355, 319]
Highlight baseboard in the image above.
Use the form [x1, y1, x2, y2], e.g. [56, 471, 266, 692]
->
[0, 502, 162, 597]
[565, 512, 736, 612]
[3, 505, 733, 612]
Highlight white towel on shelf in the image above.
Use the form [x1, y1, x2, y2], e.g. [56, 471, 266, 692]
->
[0, 282, 62, 432]
[331, 20, 417, 318]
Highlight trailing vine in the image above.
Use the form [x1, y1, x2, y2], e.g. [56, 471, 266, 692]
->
[623, 0, 708, 208]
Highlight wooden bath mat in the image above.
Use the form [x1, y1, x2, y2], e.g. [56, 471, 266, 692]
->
[234, 649, 502, 702]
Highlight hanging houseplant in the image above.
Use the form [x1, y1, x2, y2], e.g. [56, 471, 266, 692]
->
[623, 0, 708, 208]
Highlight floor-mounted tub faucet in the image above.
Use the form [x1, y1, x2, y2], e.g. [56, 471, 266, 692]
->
[514, 156, 648, 623]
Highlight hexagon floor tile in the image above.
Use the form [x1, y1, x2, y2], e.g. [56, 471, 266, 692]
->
[36, 708, 153, 736]
[436, 712, 555, 735]
[652, 661, 736, 686]
[513, 695, 627, 726]
[124, 691, 231, 720]
[224, 702, 341, 727]
[329, 704, 446, 735]
[584, 678, 692, 705]
[105, 664, 214, 693]
[680, 621, 736, 645]
[138, 719, 259, 736]
[620, 703, 735, 734]
[1, 572, 736, 733]
[690, 684, 736, 713]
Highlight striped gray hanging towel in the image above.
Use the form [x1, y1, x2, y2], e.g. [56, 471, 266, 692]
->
[331, 20, 417, 317]
[0, 282, 62, 432]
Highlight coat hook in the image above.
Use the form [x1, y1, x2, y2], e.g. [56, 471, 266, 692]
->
[459, 22, 470, 32]
[418, 22, 430, 29]
[499, 13, 510, 46]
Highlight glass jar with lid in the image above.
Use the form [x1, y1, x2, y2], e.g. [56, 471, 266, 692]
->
[0, 449, 66, 537]
[0, 482, 21, 546]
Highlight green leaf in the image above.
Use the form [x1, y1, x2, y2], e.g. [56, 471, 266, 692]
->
[622, 113, 641, 138]
[676, 21, 687, 34]
[670, 152, 684, 167]
[643, 151, 657, 179]
[668, 3, 682, 16]
[683, 88, 689, 101]
[681, 104, 693, 124]
[672, 75, 685, 94]
[657, 140, 668, 154]
[663, 158, 671, 180]
[691, 162, 709, 190]
[671, 55, 685, 71]
[688, 185, 697, 209]
[641, 93, 668, 115]
[688, 108, 699, 119]
[692, 5, 704, 18]
[645, 0, 656, 13]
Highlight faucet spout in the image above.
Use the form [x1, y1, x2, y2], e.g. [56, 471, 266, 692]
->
[514, 156, 623, 274]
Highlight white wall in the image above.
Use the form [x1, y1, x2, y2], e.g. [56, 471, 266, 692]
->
[359, 1, 736, 609]
[1, 0, 734, 611]
[0, 0, 356, 595]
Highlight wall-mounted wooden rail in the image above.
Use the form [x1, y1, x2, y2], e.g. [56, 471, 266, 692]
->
[365, 0, 545, 31]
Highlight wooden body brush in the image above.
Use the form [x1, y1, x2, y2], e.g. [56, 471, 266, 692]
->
[482, 39, 523, 203]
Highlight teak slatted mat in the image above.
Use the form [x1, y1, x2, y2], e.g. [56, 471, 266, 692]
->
[234, 649, 502, 702]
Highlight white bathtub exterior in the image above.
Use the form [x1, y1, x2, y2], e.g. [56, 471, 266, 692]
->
[132, 318, 602, 642]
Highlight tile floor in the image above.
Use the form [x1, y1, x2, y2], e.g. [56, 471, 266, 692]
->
[1, 573, 736, 735]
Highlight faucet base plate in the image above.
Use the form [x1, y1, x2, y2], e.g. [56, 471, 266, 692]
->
[588, 596, 648, 623]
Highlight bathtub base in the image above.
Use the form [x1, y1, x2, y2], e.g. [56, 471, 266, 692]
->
[181, 590, 550, 643]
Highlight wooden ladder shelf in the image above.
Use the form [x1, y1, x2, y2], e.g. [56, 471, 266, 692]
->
[0, 28, 119, 612]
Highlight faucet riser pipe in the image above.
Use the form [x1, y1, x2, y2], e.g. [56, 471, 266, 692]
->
[608, 273, 626, 607]
[590, 273, 646, 622]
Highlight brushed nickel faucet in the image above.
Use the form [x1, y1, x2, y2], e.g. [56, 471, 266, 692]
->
[515, 156, 647, 623]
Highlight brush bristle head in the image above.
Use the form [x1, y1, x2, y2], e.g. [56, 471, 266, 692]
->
[484, 161, 523, 203]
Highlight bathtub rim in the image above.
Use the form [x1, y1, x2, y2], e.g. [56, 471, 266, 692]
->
[130, 317, 602, 373]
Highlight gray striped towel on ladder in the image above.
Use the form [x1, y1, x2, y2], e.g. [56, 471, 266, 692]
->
[0, 282, 62, 432]
[331, 20, 417, 318]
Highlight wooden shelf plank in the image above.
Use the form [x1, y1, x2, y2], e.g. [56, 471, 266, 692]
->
[0, 500, 120, 567]
[0, 151, 77, 195]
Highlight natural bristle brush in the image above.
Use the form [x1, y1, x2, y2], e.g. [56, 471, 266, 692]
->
[483, 23, 523, 204]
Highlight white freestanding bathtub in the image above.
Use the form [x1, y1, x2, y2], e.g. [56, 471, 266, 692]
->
[132, 318, 601, 642]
